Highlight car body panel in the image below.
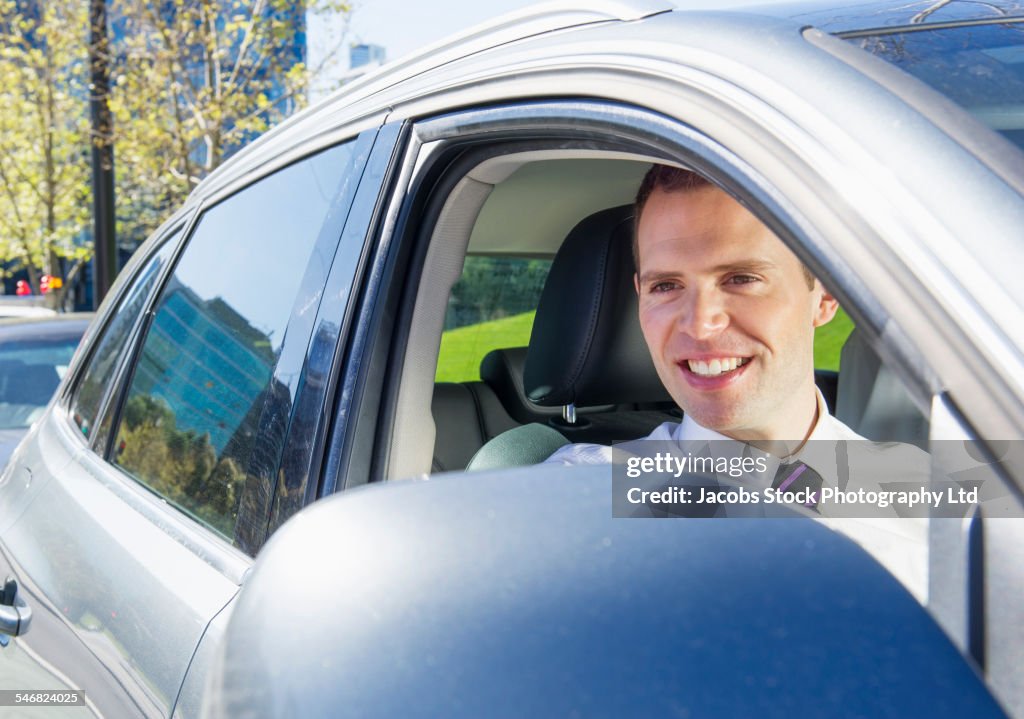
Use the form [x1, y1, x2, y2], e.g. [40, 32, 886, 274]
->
[0, 408, 240, 717]
[0, 298, 56, 319]
[0, 119, 387, 716]
[0, 128, 382, 717]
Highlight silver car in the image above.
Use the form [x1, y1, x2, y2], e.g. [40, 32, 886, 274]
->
[2, 0, 1023, 716]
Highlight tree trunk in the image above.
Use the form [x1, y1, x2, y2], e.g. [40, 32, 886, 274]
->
[89, 0, 117, 308]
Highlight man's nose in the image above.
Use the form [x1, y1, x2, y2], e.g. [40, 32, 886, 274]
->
[677, 288, 728, 340]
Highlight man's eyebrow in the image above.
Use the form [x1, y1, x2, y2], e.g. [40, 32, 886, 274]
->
[636, 270, 680, 284]
[637, 261, 778, 284]
[711, 260, 778, 274]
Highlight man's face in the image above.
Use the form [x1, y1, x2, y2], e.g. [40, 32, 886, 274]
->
[634, 186, 837, 442]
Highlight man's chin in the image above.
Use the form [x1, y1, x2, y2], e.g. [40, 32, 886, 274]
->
[680, 404, 749, 435]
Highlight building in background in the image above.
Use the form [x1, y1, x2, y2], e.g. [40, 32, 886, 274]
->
[350, 42, 386, 69]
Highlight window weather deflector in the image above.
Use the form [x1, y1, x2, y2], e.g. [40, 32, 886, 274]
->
[835, 15, 1024, 39]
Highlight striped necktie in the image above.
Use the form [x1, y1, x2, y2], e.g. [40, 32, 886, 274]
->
[772, 461, 823, 512]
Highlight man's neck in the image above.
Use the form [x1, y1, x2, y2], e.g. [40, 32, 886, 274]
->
[716, 391, 821, 458]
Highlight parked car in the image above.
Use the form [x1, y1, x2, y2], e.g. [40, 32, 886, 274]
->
[2, 0, 1023, 717]
[0, 297, 57, 320]
[0, 314, 92, 466]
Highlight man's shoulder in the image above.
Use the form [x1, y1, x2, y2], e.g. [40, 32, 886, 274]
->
[823, 413, 930, 463]
[542, 421, 681, 465]
[544, 442, 613, 466]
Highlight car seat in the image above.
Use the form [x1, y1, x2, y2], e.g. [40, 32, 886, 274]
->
[835, 327, 929, 447]
[468, 204, 676, 470]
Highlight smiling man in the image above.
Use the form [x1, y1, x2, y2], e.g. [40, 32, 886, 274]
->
[543, 165, 930, 600]
[547, 164, 863, 464]
[631, 166, 852, 453]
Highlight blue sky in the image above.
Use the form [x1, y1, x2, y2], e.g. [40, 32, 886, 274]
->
[345, 0, 543, 62]
[309, 0, 775, 80]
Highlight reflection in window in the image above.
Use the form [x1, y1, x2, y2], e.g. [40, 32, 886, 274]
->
[846, 22, 1024, 150]
[112, 141, 356, 546]
[72, 232, 180, 441]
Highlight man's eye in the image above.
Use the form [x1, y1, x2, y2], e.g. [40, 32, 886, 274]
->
[727, 274, 759, 285]
[651, 281, 679, 293]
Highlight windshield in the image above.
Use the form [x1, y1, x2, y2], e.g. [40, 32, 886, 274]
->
[0, 337, 80, 429]
[842, 19, 1024, 151]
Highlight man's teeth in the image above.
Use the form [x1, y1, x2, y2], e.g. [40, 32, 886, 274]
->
[687, 357, 748, 376]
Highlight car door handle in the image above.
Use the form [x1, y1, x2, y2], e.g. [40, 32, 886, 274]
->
[0, 577, 32, 637]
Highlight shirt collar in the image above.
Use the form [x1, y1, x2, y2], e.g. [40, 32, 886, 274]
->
[672, 388, 851, 486]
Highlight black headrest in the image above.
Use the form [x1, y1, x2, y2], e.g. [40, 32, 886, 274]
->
[523, 205, 670, 407]
[481, 348, 561, 424]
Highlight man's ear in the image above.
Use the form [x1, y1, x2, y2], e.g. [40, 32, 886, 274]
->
[634, 273, 641, 296]
[813, 281, 840, 327]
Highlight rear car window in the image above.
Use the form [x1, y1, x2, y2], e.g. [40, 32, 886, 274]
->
[814, 307, 853, 371]
[436, 256, 551, 382]
[0, 336, 80, 429]
[109, 140, 357, 547]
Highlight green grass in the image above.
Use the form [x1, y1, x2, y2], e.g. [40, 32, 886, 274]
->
[435, 306, 855, 383]
[436, 311, 537, 382]
[813, 307, 854, 372]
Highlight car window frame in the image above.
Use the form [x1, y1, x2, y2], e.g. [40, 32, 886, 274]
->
[60, 208, 198, 453]
[384, 101, 905, 483]
[321, 98, 1007, 493]
[63, 128, 381, 557]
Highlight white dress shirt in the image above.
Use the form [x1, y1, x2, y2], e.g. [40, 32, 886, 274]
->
[545, 389, 930, 602]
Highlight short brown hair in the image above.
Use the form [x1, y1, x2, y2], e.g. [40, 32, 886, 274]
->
[633, 164, 815, 290]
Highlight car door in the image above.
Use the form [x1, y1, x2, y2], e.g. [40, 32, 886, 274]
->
[171, 121, 405, 718]
[0, 129, 379, 717]
[0, 219, 187, 718]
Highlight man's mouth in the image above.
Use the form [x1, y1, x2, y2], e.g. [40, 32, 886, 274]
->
[684, 357, 752, 377]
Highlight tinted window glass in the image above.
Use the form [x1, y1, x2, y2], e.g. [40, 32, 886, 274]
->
[111, 141, 356, 545]
[71, 233, 180, 440]
[845, 22, 1024, 150]
[0, 332, 84, 429]
[436, 256, 551, 382]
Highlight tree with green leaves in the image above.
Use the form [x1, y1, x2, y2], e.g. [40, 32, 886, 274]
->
[0, 0, 351, 301]
[0, 0, 93, 307]
[110, 0, 351, 247]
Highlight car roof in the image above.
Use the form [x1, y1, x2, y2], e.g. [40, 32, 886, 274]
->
[192, 0, 1024, 206]
[171, 0, 1024, 365]
[193, 0, 674, 201]
[0, 313, 94, 343]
